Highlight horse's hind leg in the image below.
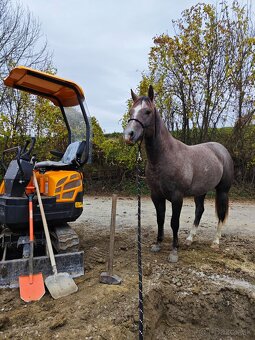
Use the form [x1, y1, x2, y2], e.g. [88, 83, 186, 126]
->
[151, 195, 166, 252]
[186, 194, 206, 245]
[211, 188, 229, 249]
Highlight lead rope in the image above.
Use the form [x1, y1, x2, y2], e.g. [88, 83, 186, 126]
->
[136, 142, 143, 340]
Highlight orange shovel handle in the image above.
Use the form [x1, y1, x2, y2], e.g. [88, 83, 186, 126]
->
[28, 196, 34, 242]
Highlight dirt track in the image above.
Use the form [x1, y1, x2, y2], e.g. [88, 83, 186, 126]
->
[80, 196, 255, 237]
[0, 196, 255, 339]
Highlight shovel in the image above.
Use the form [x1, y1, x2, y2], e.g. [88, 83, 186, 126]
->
[33, 172, 78, 299]
[19, 191, 45, 302]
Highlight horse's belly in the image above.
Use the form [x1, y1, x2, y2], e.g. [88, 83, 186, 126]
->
[187, 164, 223, 196]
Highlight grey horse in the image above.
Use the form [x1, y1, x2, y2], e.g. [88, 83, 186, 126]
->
[124, 85, 234, 262]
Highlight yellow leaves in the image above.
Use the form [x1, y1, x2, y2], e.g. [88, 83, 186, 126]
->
[246, 37, 255, 47]
[91, 116, 105, 147]
[203, 4, 216, 18]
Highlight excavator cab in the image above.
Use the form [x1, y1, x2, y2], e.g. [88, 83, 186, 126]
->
[0, 67, 91, 287]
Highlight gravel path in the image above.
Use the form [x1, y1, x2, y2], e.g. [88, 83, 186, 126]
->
[80, 196, 255, 237]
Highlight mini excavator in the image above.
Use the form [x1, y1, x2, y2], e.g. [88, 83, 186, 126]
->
[0, 66, 90, 287]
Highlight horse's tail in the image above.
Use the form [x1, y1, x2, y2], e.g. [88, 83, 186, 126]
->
[214, 144, 233, 224]
[215, 189, 229, 224]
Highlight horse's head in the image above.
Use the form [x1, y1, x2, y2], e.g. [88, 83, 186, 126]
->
[124, 85, 156, 145]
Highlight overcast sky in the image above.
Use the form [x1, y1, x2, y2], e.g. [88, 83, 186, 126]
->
[20, 0, 227, 132]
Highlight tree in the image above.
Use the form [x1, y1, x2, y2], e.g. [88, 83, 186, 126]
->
[32, 96, 67, 160]
[0, 0, 53, 149]
[90, 116, 105, 165]
[144, 1, 255, 144]
[229, 1, 255, 122]
[0, 0, 51, 78]
[91, 116, 137, 170]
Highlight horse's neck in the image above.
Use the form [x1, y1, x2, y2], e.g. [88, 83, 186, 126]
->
[144, 111, 175, 164]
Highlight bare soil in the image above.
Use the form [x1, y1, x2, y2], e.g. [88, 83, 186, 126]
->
[0, 196, 255, 339]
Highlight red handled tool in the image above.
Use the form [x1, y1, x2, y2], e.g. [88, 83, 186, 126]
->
[19, 185, 45, 302]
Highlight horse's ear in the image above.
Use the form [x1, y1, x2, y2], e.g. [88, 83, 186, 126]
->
[148, 85, 154, 102]
[131, 89, 138, 102]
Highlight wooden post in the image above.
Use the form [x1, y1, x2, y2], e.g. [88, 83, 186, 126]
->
[100, 194, 122, 284]
[108, 194, 117, 276]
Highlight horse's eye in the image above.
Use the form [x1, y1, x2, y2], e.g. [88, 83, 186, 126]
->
[145, 110, 151, 115]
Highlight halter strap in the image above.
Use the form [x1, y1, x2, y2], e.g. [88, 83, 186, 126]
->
[128, 106, 157, 138]
[127, 118, 145, 129]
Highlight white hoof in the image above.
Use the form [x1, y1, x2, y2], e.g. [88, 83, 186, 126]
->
[186, 225, 197, 245]
[151, 243, 161, 253]
[185, 237, 193, 246]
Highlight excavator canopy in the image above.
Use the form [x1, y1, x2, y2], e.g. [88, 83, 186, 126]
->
[4, 66, 90, 146]
[4, 66, 85, 107]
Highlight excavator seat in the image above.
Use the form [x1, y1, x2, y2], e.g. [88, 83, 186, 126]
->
[35, 141, 86, 170]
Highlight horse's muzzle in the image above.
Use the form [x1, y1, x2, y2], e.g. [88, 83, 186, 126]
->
[123, 131, 135, 145]
[123, 126, 140, 145]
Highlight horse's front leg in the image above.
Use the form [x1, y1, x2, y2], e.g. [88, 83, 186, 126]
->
[151, 195, 166, 253]
[169, 197, 183, 263]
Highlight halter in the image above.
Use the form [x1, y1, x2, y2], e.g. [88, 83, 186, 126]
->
[127, 106, 157, 139]
[127, 118, 146, 129]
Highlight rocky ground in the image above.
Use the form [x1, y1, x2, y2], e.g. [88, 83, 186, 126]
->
[0, 196, 255, 339]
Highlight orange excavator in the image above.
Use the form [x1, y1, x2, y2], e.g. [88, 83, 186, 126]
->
[0, 66, 90, 287]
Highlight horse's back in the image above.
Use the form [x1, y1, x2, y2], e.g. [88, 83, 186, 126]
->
[203, 142, 231, 160]
[191, 142, 232, 167]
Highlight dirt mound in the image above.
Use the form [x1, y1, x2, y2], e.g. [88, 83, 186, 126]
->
[0, 198, 255, 339]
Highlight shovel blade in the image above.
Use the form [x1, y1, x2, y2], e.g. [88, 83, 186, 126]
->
[45, 272, 78, 299]
[19, 273, 45, 302]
